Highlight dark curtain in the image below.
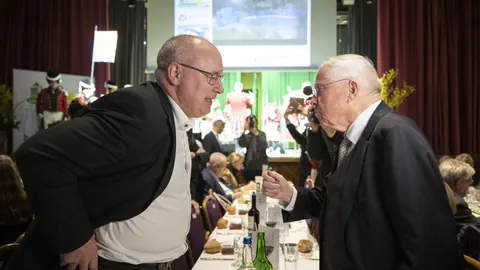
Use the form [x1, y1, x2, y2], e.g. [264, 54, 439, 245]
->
[337, 25, 349, 55]
[347, 0, 377, 66]
[0, 0, 109, 154]
[108, 0, 147, 87]
[377, 0, 480, 157]
[0, 0, 110, 92]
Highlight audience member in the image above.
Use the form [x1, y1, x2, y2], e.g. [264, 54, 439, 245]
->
[441, 159, 478, 225]
[201, 153, 242, 202]
[0, 155, 32, 245]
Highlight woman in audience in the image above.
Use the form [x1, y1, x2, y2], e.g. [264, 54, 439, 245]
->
[223, 153, 245, 188]
[0, 155, 32, 245]
[456, 153, 475, 168]
[438, 155, 452, 165]
[440, 159, 478, 226]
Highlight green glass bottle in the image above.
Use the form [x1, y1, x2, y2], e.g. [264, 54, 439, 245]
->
[253, 232, 273, 270]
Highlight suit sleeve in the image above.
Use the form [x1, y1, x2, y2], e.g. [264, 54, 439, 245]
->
[382, 125, 458, 269]
[15, 90, 147, 254]
[286, 123, 307, 146]
[282, 186, 326, 222]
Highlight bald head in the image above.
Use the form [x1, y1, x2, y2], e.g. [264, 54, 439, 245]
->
[155, 35, 224, 118]
[157, 35, 217, 69]
[209, 152, 227, 167]
[320, 54, 381, 95]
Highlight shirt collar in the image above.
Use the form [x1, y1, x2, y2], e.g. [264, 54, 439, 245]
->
[166, 94, 194, 131]
[345, 100, 381, 144]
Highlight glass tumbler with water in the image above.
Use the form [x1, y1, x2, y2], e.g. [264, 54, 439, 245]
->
[282, 243, 299, 270]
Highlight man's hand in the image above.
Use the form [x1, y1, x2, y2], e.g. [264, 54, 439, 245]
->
[191, 200, 201, 215]
[60, 235, 98, 270]
[196, 147, 206, 154]
[190, 152, 196, 159]
[262, 171, 293, 204]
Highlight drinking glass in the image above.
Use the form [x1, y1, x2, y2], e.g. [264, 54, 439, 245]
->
[265, 203, 278, 228]
[231, 236, 243, 268]
[282, 243, 298, 270]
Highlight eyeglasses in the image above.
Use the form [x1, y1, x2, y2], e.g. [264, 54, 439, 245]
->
[313, 78, 350, 97]
[178, 63, 224, 85]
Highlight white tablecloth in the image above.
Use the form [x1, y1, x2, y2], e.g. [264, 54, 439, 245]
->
[192, 198, 320, 270]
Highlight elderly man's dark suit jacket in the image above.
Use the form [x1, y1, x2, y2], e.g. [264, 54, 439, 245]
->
[7, 82, 177, 270]
[201, 168, 233, 202]
[284, 102, 464, 270]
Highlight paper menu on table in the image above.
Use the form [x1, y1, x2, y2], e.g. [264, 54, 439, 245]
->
[252, 225, 280, 270]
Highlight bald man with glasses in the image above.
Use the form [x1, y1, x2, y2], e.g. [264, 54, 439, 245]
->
[7, 35, 224, 270]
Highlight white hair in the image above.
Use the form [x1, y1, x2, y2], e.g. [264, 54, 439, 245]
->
[208, 152, 227, 168]
[320, 54, 381, 93]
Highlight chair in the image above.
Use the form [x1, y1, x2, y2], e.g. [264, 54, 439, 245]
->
[202, 192, 223, 232]
[444, 182, 457, 214]
[211, 191, 231, 212]
[0, 243, 19, 269]
[459, 225, 480, 269]
[188, 205, 207, 264]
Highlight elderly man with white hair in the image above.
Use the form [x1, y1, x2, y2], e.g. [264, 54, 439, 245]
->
[262, 54, 463, 270]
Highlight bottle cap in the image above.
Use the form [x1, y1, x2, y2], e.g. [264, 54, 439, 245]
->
[243, 236, 252, 245]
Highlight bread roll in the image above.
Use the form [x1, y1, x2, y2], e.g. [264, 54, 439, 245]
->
[298, 239, 313, 253]
[237, 197, 247, 204]
[227, 206, 237, 215]
[216, 218, 228, 229]
[204, 239, 221, 254]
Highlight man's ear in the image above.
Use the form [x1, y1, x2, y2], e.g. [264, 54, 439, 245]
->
[347, 80, 359, 103]
[167, 63, 182, 86]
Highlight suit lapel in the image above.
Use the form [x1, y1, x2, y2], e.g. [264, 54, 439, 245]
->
[339, 101, 391, 226]
[152, 82, 177, 198]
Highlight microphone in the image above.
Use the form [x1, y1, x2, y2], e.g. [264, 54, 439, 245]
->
[303, 85, 313, 96]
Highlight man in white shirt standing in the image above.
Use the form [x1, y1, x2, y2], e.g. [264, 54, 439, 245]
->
[262, 55, 463, 270]
[8, 35, 224, 270]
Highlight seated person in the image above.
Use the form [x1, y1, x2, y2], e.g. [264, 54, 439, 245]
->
[223, 153, 245, 188]
[201, 153, 242, 202]
[440, 159, 478, 225]
[0, 155, 33, 245]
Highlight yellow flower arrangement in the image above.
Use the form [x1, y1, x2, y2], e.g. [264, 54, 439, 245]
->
[379, 69, 415, 109]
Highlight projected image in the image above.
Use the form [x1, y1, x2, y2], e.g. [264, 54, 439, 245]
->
[212, 0, 309, 46]
[176, 25, 212, 40]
